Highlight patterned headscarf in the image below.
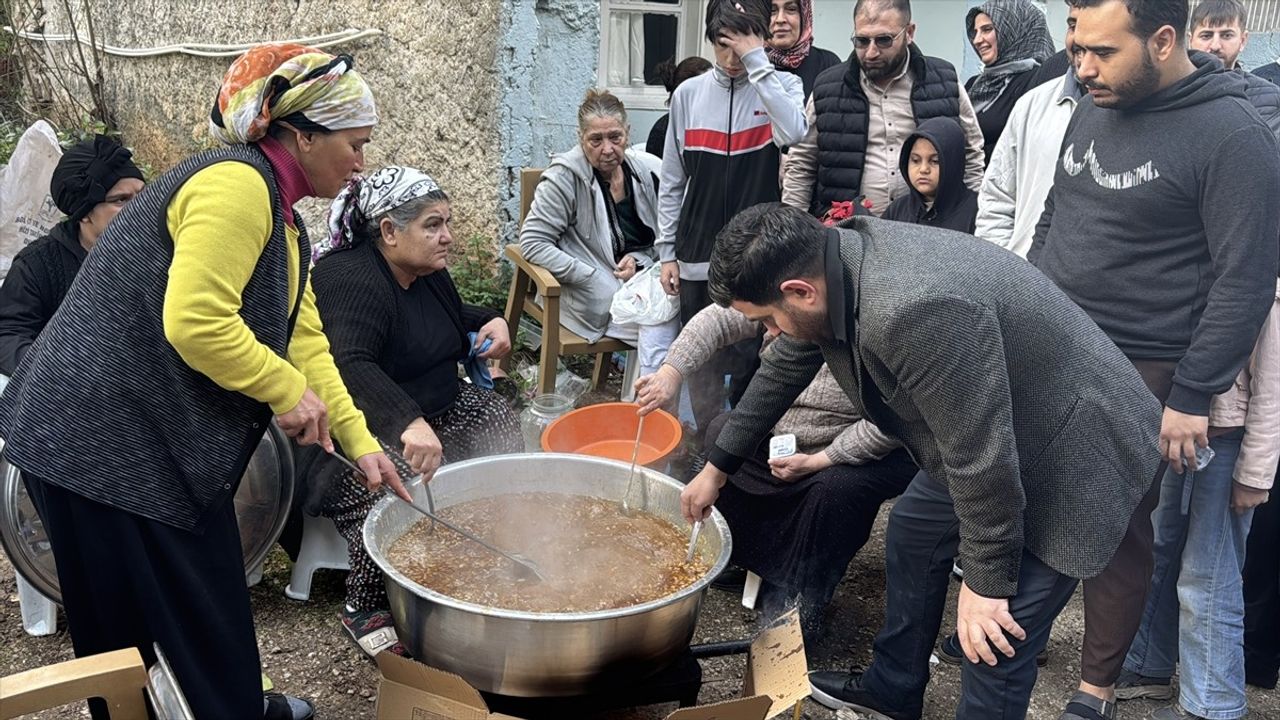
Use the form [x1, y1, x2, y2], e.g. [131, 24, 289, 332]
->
[316, 166, 445, 261]
[209, 43, 378, 145]
[766, 0, 815, 70]
[966, 0, 1056, 112]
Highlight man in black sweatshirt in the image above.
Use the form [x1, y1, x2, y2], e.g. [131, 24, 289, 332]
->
[1029, 1, 1280, 719]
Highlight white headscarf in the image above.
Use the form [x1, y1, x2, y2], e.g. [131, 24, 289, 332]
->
[317, 166, 443, 261]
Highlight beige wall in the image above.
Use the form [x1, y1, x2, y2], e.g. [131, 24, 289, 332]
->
[28, 0, 505, 243]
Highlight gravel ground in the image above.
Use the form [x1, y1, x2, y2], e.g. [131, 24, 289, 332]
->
[4, 507, 1277, 720]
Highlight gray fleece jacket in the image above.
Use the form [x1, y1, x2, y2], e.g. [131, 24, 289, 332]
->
[519, 146, 663, 342]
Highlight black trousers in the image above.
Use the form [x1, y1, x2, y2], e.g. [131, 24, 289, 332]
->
[24, 474, 263, 720]
[679, 279, 760, 439]
[1243, 460, 1280, 687]
[861, 471, 1079, 719]
[704, 413, 916, 632]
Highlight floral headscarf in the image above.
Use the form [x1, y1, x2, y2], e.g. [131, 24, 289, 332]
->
[966, 0, 1056, 112]
[316, 166, 444, 261]
[767, 0, 815, 70]
[209, 43, 378, 145]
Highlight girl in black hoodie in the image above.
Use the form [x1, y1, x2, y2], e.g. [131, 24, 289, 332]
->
[882, 117, 979, 234]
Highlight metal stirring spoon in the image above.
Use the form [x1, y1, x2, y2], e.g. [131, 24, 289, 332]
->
[384, 488, 548, 583]
[620, 413, 646, 516]
[328, 451, 547, 582]
[686, 520, 703, 562]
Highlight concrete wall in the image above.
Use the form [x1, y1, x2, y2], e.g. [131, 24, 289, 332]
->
[27, 0, 506, 245]
[1242, 31, 1280, 72]
[496, 0, 601, 243]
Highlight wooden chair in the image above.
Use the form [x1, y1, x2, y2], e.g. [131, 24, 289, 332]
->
[500, 168, 634, 395]
[1, 648, 150, 719]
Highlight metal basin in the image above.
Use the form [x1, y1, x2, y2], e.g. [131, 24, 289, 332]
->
[363, 453, 731, 697]
[0, 416, 294, 604]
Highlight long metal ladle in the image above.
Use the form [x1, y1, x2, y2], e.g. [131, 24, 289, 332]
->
[328, 452, 547, 582]
[620, 414, 646, 516]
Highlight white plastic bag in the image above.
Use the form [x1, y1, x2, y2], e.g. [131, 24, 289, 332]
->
[0, 121, 64, 282]
[609, 263, 679, 326]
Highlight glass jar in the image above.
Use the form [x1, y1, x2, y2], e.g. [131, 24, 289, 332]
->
[519, 393, 573, 452]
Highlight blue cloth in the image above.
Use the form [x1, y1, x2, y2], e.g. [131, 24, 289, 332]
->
[464, 332, 494, 390]
[1123, 429, 1253, 720]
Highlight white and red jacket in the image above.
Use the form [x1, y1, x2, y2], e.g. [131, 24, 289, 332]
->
[657, 47, 806, 281]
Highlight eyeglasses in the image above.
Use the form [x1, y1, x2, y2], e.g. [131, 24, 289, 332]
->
[852, 26, 908, 50]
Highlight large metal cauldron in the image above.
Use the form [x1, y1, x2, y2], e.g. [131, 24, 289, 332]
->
[0, 417, 294, 603]
[363, 453, 732, 698]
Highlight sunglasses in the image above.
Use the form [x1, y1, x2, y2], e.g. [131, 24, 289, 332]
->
[852, 26, 908, 50]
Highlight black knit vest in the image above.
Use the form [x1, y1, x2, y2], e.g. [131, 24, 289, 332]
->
[810, 47, 961, 215]
[0, 144, 308, 531]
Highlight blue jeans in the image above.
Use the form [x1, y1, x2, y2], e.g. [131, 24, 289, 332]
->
[1123, 429, 1253, 720]
[861, 471, 1079, 719]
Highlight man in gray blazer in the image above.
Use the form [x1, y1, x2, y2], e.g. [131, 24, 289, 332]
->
[685, 204, 1162, 719]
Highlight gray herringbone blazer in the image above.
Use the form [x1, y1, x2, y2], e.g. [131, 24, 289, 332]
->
[713, 218, 1162, 598]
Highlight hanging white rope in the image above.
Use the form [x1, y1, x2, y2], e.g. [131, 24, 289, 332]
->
[0, 27, 383, 58]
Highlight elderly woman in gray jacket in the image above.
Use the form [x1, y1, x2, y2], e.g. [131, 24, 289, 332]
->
[520, 89, 679, 376]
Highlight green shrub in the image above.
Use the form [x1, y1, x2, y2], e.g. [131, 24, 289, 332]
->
[451, 234, 511, 313]
[0, 119, 19, 165]
[0, 115, 154, 178]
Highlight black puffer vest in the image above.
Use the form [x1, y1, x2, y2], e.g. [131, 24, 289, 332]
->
[0, 144, 307, 532]
[810, 45, 961, 215]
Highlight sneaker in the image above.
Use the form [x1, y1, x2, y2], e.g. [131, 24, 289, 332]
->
[1148, 705, 1206, 720]
[808, 670, 913, 720]
[341, 608, 409, 659]
[935, 633, 1049, 667]
[1114, 669, 1174, 701]
[1059, 690, 1116, 720]
[263, 692, 314, 720]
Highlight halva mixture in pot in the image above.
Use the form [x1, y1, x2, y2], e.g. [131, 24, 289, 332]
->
[386, 492, 710, 612]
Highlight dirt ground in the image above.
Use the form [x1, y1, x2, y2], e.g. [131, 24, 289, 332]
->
[4, 506, 1278, 720]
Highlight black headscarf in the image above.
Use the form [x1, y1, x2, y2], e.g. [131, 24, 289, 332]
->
[49, 135, 145, 223]
[883, 117, 979, 234]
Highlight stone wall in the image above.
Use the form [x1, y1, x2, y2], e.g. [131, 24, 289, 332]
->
[25, 0, 505, 244]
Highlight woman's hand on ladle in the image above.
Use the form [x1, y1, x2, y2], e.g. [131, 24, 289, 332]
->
[402, 417, 444, 482]
[634, 364, 681, 415]
[356, 452, 412, 502]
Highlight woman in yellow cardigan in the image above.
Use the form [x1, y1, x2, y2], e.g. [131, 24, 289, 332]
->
[0, 45, 407, 720]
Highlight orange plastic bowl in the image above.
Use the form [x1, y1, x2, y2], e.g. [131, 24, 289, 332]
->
[540, 403, 682, 466]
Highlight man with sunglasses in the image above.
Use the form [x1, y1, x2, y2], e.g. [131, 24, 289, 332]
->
[781, 0, 985, 219]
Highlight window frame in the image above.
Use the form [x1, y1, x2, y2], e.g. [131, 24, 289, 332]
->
[597, 0, 712, 111]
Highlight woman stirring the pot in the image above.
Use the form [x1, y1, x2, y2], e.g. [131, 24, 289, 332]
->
[299, 166, 523, 657]
[0, 44, 407, 720]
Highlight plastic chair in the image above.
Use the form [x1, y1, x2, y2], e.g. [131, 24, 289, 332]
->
[0, 647, 150, 719]
[16, 573, 58, 636]
[499, 168, 635, 395]
[284, 514, 350, 601]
